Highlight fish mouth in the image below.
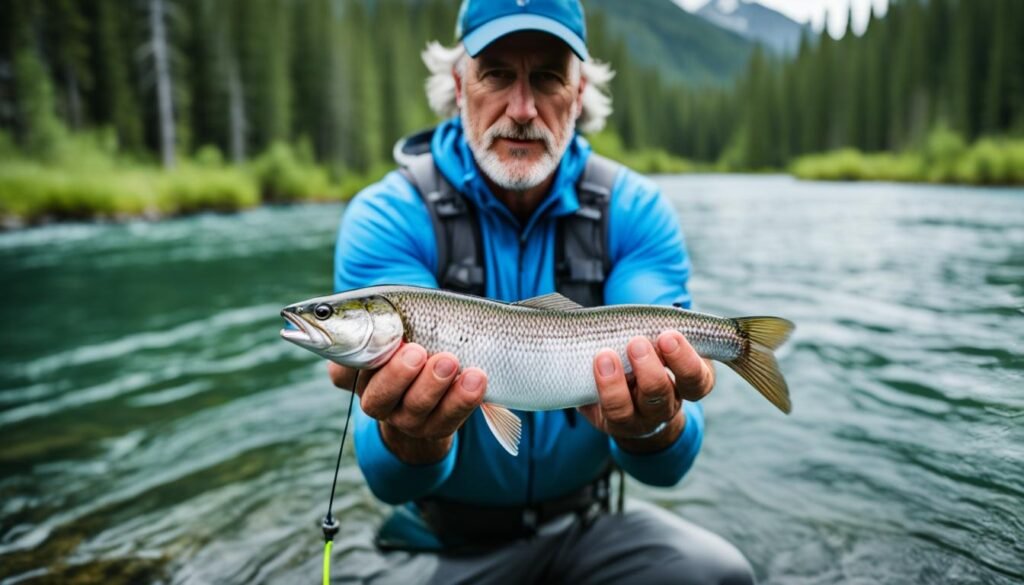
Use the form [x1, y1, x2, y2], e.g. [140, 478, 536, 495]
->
[280, 310, 331, 350]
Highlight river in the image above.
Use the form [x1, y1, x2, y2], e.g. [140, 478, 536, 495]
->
[1, 175, 1022, 584]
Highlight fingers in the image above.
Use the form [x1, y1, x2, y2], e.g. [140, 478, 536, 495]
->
[387, 352, 460, 430]
[627, 337, 676, 421]
[424, 368, 487, 436]
[593, 349, 635, 426]
[359, 344, 428, 420]
[657, 331, 714, 402]
[327, 361, 356, 390]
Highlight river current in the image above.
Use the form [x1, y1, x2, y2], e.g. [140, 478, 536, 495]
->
[1, 175, 1021, 584]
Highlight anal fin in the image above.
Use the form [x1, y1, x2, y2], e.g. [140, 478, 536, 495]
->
[480, 403, 522, 456]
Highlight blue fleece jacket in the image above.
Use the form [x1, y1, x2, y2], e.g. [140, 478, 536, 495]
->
[334, 117, 704, 507]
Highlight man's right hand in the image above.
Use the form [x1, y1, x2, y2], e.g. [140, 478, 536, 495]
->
[327, 343, 487, 465]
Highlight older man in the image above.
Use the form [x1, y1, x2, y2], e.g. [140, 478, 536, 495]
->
[328, 1, 755, 583]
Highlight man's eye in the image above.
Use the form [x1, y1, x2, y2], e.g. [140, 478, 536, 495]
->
[532, 72, 562, 84]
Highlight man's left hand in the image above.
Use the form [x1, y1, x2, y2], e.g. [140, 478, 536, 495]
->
[578, 331, 715, 454]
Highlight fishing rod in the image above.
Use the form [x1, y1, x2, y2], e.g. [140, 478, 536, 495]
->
[321, 370, 359, 585]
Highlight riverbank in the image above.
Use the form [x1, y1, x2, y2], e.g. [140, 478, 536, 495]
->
[0, 134, 385, 229]
[790, 130, 1024, 185]
[3, 130, 1022, 229]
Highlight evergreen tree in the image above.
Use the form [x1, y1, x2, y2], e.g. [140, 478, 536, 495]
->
[12, 48, 66, 159]
[87, 0, 145, 152]
[238, 0, 292, 152]
[292, 0, 332, 161]
[41, 0, 92, 129]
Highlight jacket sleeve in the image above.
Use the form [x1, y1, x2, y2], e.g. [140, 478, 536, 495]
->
[603, 170, 705, 486]
[335, 171, 459, 504]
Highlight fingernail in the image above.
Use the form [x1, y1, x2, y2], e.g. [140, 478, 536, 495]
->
[597, 355, 616, 377]
[628, 339, 649, 359]
[402, 346, 426, 367]
[463, 371, 483, 392]
[434, 358, 457, 378]
[658, 335, 679, 354]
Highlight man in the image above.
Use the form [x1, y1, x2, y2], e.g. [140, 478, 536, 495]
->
[328, 1, 756, 583]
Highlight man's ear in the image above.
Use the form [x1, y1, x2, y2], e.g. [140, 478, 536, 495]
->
[453, 67, 464, 108]
[575, 74, 586, 119]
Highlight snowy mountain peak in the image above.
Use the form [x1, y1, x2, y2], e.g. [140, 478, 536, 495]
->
[692, 0, 806, 55]
[715, 0, 740, 15]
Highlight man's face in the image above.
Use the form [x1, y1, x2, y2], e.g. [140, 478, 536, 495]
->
[456, 32, 585, 192]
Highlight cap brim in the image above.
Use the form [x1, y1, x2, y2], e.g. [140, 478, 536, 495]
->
[462, 14, 588, 61]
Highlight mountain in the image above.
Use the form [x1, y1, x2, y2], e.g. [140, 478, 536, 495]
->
[690, 0, 807, 55]
[587, 0, 755, 86]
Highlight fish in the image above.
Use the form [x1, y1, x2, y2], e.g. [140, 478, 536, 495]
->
[280, 285, 795, 456]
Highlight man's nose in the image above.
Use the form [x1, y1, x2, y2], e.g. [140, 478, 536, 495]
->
[506, 76, 538, 124]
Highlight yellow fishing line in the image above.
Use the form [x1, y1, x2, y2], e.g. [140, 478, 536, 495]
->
[323, 539, 333, 585]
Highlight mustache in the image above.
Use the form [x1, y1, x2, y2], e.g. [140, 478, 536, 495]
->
[483, 122, 555, 152]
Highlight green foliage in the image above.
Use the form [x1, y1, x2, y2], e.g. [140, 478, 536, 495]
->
[13, 49, 68, 161]
[0, 154, 262, 224]
[588, 131, 698, 174]
[0, 135, 324, 226]
[790, 132, 1024, 185]
[250, 142, 334, 202]
[954, 138, 1024, 185]
[789, 149, 923, 182]
[158, 166, 259, 213]
[0, 130, 19, 160]
[0, 161, 154, 221]
[194, 144, 225, 167]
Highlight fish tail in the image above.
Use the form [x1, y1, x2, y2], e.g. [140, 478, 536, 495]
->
[725, 317, 795, 414]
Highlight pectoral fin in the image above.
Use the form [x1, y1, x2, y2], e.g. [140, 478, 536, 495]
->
[480, 403, 522, 456]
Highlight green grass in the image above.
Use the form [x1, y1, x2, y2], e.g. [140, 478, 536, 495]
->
[4, 126, 1020, 228]
[790, 129, 1024, 185]
[587, 131, 702, 174]
[0, 132, 392, 227]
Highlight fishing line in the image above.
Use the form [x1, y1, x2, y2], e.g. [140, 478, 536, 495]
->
[322, 370, 359, 585]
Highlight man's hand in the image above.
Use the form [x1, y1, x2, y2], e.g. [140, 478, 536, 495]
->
[579, 331, 715, 454]
[327, 343, 487, 465]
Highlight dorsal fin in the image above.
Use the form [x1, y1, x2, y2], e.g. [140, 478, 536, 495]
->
[512, 293, 584, 311]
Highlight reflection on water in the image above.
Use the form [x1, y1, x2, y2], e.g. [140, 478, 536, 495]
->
[1, 177, 1022, 584]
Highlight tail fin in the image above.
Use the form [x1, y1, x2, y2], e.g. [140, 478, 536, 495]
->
[725, 317, 795, 414]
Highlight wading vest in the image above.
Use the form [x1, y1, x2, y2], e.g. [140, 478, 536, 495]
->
[394, 128, 620, 308]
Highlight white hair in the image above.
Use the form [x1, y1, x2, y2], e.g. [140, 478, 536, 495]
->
[421, 41, 614, 134]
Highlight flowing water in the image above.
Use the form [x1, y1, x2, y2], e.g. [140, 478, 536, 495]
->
[1, 175, 1021, 584]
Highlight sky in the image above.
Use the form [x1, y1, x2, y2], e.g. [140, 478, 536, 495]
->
[675, 0, 891, 37]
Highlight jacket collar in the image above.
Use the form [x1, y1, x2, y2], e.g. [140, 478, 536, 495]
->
[430, 117, 592, 235]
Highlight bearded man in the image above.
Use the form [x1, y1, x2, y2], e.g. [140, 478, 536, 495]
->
[326, 1, 756, 583]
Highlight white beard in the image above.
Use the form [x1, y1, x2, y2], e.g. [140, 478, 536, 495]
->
[462, 102, 578, 192]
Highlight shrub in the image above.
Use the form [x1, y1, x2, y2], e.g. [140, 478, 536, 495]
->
[158, 166, 259, 214]
[251, 142, 333, 201]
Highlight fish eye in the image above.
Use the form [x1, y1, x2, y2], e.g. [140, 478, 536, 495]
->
[313, 304, 332, 320]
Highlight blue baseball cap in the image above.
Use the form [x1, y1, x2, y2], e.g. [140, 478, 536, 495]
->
[456, 0, 589, 61]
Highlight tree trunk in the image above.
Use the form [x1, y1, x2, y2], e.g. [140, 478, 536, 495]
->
[65, 68, 83, 130]
[150, 0, 176, 169]
[227, 57, 246, 164]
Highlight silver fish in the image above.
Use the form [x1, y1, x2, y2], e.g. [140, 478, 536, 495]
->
[281, 285, 795, 455]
